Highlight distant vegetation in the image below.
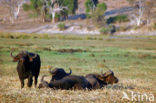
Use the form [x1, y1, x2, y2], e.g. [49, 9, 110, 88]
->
[91, 3, 107, 27]
[58, 23, 66, 30]
[23, 0, 78, 22]
[85, 0, 98, 18]
[100, 27, 110, 35]
[107, 15, 129, 24]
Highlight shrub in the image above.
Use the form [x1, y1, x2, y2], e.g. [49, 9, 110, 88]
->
[55, 13, 60, 19]
[100, 25, 116, 35]
[100, 27, 110, 35]
[55, 13, 61, 22]
[107, 15, 129, 24]
[58, 23, 66, 30]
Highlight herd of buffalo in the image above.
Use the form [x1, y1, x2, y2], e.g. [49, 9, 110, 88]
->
[11, 51, 119, 90]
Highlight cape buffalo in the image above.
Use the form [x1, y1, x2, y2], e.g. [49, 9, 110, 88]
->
[38, 75, 49, 88]
[11, 51, 41, 88]
[38, 75, 91, 90]
[85, 70, 119, 89]
[49, 67, 72, 81]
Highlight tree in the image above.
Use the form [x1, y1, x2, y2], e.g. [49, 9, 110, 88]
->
[1, 0, 26, 23]
[23, 0, 43, 14]
[23, 0, 45, 22]
[85, 0, 98, 17]
[57, 0, 78, 16]
[47, 0, 78, 23]
[127, 0, 156, 26]
[91, 3, 107, 27]
[23, 0, 78, 23]
[144, 0, 156, 25]
[49, 0, 68, 23]
[127, 0, 145, 26]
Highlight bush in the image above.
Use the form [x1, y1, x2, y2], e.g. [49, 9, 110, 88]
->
[107, 15, 129, 24]
[58, 23, 66, 30]
[100, 27, 110, 35]
[100, 25, 116, 35]
[55, 13, 60, 19]
[45, 13, 52, 19]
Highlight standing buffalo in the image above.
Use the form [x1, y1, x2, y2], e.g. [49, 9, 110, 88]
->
[11, 51, 41, 88]
[85, 70, 119, 89]
[49, 67, 72, 81]
[38, 75, 91, 90]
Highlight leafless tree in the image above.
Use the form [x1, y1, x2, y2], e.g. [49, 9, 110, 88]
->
[1, 0, 26, 23]
[144, 0, 156, 25]
[133, 0, 144, 26]
[42, 0, 67, 23]
[127, 0, 145, 26]
[128, 0, 156, 26]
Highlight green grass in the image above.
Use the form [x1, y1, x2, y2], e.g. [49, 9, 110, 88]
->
[0, 33, 156, 102]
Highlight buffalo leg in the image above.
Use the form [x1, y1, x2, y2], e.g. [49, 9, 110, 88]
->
[34, 76, 38, 88]
[20, 79, 24, 88]
[27, 75, 33, 87]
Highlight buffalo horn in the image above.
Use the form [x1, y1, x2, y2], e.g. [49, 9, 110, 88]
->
[67, 68, 72, 75]
[10, 52, 15, 58]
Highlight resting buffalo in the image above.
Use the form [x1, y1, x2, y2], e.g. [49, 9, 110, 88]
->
[38, 75, 91, 90]
[49, 67, 72, 81]
[11, 51, 41, 88]
[85, 70, 118, 89]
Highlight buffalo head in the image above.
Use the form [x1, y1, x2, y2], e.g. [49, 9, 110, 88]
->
[99, 70, 119, 84]
[85, 70, 119, 89]
[10, 51, 37, 63]
[49, 67, 72, 81]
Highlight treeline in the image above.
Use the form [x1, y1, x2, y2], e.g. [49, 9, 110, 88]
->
[1, 0, 156, 34]
[23, 0, 79, 23]
[23, 0, 105, 23]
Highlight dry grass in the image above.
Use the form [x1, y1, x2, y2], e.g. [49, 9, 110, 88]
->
[0, 76, 155, 103]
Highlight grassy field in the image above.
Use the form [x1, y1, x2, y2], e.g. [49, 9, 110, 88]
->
[0, 33, 156, 103]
